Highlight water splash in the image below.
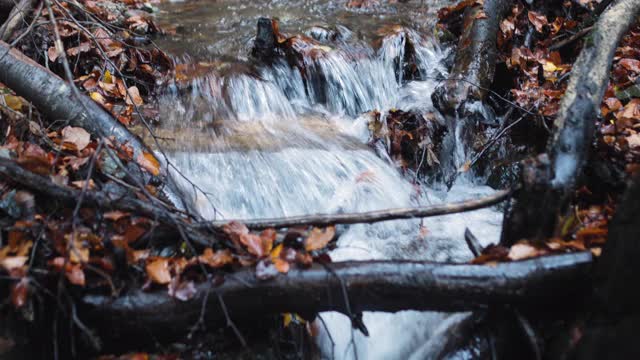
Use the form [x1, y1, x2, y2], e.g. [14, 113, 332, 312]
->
[156, 17, 502, 360]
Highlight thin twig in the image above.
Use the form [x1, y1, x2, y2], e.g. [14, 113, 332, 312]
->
[197, 188, 513, 230]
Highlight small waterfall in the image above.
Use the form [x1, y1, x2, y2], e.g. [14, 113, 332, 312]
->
[156, 19, 503, 360]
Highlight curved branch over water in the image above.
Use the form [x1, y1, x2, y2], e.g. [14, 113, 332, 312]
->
[196, 188, 512, 230]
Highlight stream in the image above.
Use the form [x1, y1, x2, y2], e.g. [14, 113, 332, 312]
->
[153, 1, 504, 358]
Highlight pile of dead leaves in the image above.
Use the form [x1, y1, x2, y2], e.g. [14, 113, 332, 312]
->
[13, 0, 173, 126]
[142, 222, 336, 301]
[473, 192, 612, 265]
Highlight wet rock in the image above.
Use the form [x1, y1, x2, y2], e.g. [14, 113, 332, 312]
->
[252, 17, 282, 63]
[371, 109, 447, 176]
[305, 25, 352, 43]
[487, 161, 522, 189]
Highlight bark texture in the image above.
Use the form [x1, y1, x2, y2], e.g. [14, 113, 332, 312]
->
[80, 253, 593, 342]
[501, 0, 640, 245]
[0, 41, 162, 183]
[0, 0, 34, 41]
[432, 0, 510, 114]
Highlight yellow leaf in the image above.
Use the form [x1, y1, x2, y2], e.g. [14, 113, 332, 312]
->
[283, 313, 292, 327]
[542, 61, 558, 72]
[4, 94, 23, 111]
[90, 92, 106, 106]
[104, 70, 113, 84]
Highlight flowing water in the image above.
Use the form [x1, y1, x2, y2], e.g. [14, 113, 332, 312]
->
[154, 1, 504, 358]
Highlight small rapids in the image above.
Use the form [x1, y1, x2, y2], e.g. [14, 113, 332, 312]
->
[155, 2, 503, 358]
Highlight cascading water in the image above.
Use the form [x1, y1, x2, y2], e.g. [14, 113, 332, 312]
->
[155, 1, 504, 358]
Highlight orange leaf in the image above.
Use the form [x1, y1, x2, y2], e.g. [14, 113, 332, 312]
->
[146, 258, 172, 284]
[305, 226, 335, 252]
[198, 248, 233, 268]
[136, 152, 160, 176]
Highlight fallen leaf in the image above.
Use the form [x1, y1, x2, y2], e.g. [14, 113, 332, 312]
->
[103, 211, 130, 221]
[66, 42, 91, 57]
[508, 243, 544, 261]
[65, 264, 85, 286]
[10, 278, 29, 308]
[61, 126, 91, 151]
[0, 256, 28, 272]
[528, 11, 548, 32]
[125, 86, 144, 106]
[620, 58, 640, 73]
[198, 248, 233, 268]
[305, 226, 335, 252]
[136, 152, 160, 176]
[240, 233, 265, 257]
[146, 258, 172, 284]
[3, 94, 24, 111]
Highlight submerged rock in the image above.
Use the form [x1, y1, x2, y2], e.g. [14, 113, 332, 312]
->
[305, 25, 352, 43]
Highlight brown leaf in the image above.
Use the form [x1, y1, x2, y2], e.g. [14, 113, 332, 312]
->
[70, 179, 96, 190]
[260, 228, 276, 255]
[198, 248, 233, 268]
[61, 126, 91, 151]
[66, 42, 92, 57]
[527, 11, 548, 32]
[136, 152, 160, 176]
[305, 226, 335, 252]
[240, 233, 265, 257]
[223, 221, 249, 244]
[103, 210, 130, 221]
[146, 258, 172, 284]
[47, 47, 59, 62]
[125, 86, 144, 106]
[65, 264, 85, 286]
[65, 233, 90, 264]
[10, 278, 29, 308]
[619, 58, 640, 73]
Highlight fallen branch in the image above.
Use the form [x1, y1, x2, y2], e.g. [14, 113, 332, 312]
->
[0, 41, 163, 186]
[432, 0, 510, 114]
[80, 252, 592, 342]
[501, 0, 640, 245]
[196, 188, 512, 230]
[0, 0, 34, 41]
[0, 157, 215, 246]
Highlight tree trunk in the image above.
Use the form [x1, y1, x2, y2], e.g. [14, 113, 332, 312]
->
[500, 0, 640, 245]
[432, 0, 510, 115]
[79, 253, 592, 344]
